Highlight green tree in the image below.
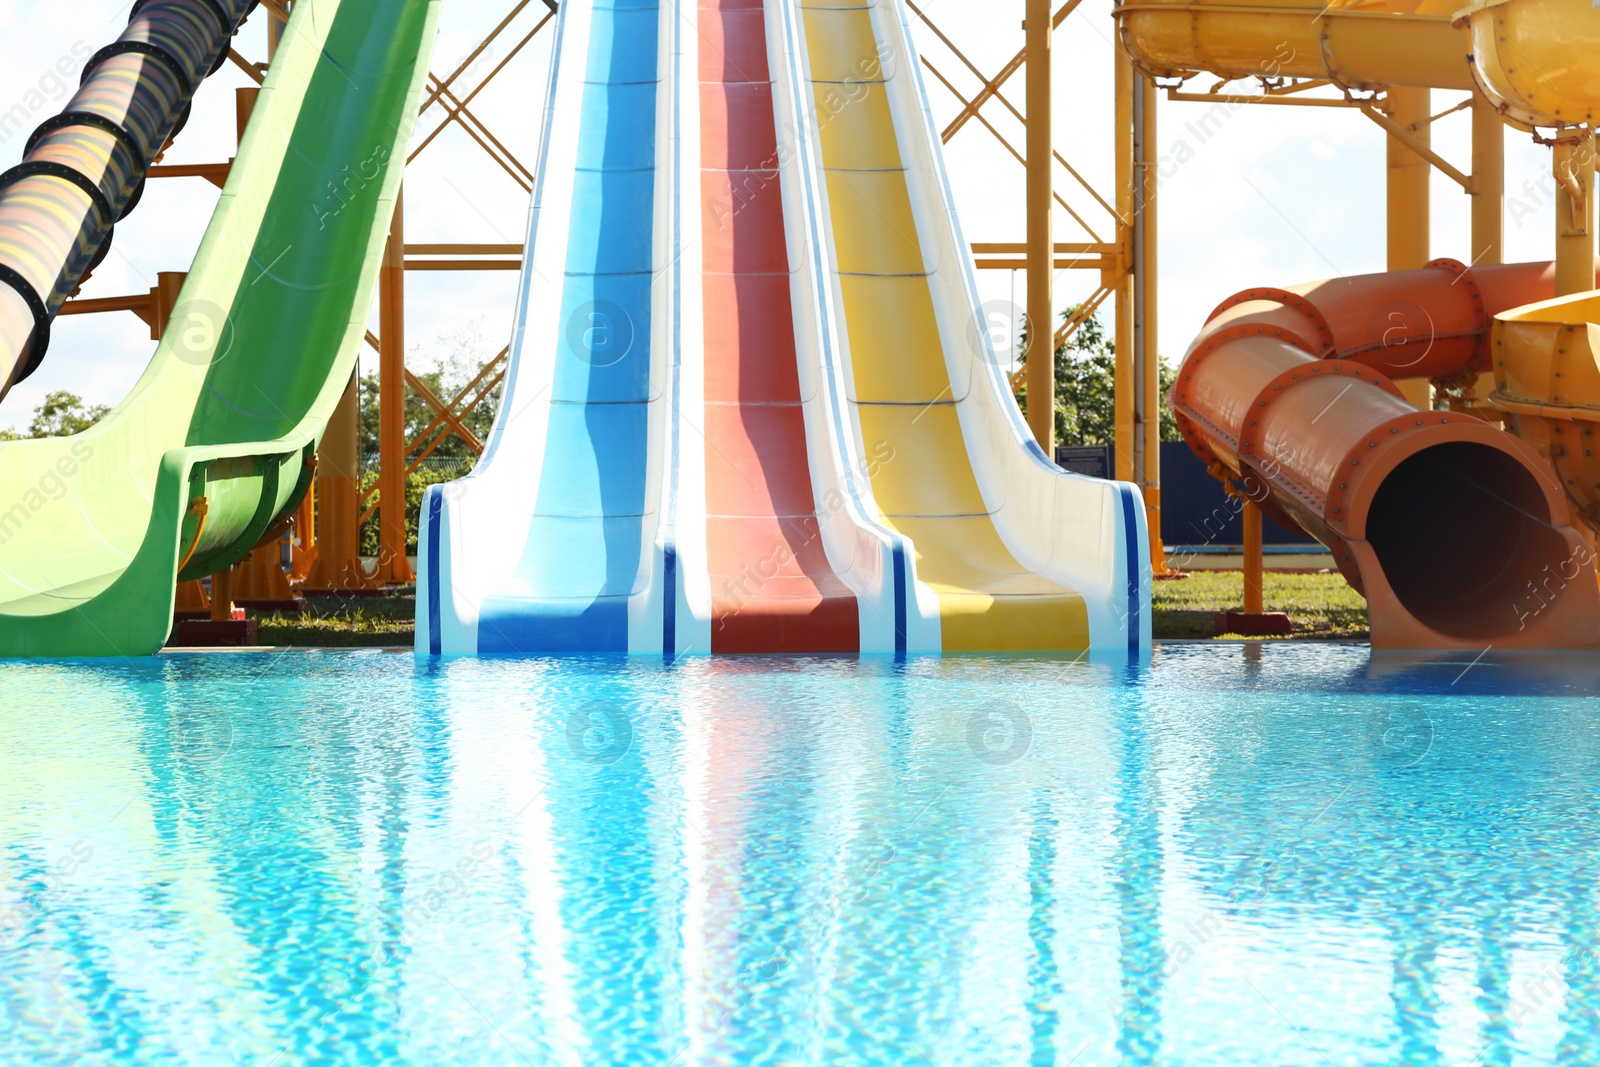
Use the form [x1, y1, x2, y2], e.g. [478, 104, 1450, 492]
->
[25, 391, 110, 438]
[1016, 307, 1180, 447]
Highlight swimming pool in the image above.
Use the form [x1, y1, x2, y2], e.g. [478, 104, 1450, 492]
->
[2, 644, 1597, 1065]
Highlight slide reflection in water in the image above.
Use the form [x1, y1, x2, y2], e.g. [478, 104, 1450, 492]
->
[1, 648, 1597, 1063]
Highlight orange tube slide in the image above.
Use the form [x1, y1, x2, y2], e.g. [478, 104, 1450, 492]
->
[699, 0, 859, 653]
[1172, 261, 1600, 648]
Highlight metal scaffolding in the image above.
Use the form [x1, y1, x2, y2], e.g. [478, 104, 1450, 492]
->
[906, 0, 1166, 571]
[53, 0, 1172, 612]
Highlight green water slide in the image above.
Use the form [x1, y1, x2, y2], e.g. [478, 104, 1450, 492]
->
[0, 0, 441, 658]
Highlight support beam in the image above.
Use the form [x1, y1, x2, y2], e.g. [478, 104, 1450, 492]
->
[267, 1, 287, 58]
[290, 477, 316, 582]
[1168, 89, 1360, 109]
[972, 241, 1115, 271]
[210, 568, 234, 622]
[1554, 128, 1596, 297]
[1466, 94, 1508, 407]
[377, 189, 413, 583]
[1113, 46, 1135, 483]
[1025, 0, 1054, 454]
[405, 369, 483, 454]
[1135, 77, 1167, 574]
[57, 292, 155, 323]
[59, 272, 185, 336]
[1362, 98, 1473, 193]
[403, 260, 522, 271]
[145, 162, 232, 188]
[358, 331, 502, 482]
[236, 87, 259, 142]
[405, 243, 524, 255]
[301, 371, 375, 593]
[976, 259, 1112, 270]
[1387, 88, 1432, 271]
[1471, 94, 1505, 268]
[941, 0, 1082, 143]
[1387, 87, 1434, 410]
[417, 75, 535, 190]
[1243, 501, 1264, 616]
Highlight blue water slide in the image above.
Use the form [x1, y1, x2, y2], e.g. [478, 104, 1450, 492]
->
[416, 0, 667, 655]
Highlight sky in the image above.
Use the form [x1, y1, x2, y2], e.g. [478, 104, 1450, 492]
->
[0, 0, 1568, 434]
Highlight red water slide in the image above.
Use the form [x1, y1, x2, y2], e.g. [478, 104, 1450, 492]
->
[699, 0, 859, 652]
[1171, 260, 1600, 649]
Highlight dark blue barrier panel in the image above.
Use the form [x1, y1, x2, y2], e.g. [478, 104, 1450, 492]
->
[1055, 442, 1316, 548]
[1056, 445, 1113, 480]
[1160, 441, 1314, 547]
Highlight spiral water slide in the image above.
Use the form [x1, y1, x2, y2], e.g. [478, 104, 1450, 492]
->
[0, 0, 256, 399]
[1122, 0, 1600, 648]
[417, 0, 1151, 656]
[0, 0, 442, 657]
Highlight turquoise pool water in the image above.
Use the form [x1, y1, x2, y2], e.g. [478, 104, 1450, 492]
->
[2, 645, 1598, 1065]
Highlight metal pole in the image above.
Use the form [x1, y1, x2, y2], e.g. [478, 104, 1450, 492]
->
[1025, 0, 1055, 455]
[378, 187, 414, 583]
[302, 369, 368, 592]
[210, 568, 235, 622]
[1387, 86, 1433, 410]
[1135, 75, 1167, 574]
[1469, 94, 1506, 405]
[1113, 44, 1135, 483]
[1132, 80, 1147, 493]
[1243, 500, 1264, 616]
[1470, 95, 1504, 268]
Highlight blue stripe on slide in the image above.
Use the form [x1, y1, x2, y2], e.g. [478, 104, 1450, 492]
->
[480, 598, 633, 655]
[892, 541, 908, 657]
[426, 486, 442, 656]
[661, 2, 680, 659]
[1118, 484, 1142, 652]
[662, 546, 676, 655]
[476, 1, 659, 655]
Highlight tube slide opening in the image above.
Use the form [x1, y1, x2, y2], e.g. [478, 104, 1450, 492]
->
[1366, 442, 1568, 640]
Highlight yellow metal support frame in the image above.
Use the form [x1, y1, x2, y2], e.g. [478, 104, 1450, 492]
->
[1025, 0, 1054, 454]
[1127, 27, 1519, 586]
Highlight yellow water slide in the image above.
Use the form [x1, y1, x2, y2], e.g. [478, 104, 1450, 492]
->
[1463, 0, 1600, 532]
[776, 0, 1151, 652]
[1117, 0, 1475, 93]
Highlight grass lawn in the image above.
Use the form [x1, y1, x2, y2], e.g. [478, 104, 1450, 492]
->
[247, 572, 1369, 646]
[1153, 570, 1369, 640]
[254, 592, 418, 647]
